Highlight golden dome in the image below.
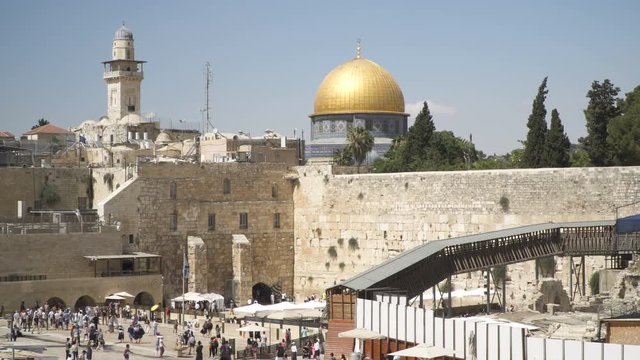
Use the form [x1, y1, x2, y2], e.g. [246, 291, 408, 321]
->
[312, 57, 406, 116]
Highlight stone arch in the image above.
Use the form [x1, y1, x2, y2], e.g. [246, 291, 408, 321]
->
[46, 297, 66, 309]
[252, 282, 272, 305]
[133, 291, 154, 306]
[74, 295, 96, 310]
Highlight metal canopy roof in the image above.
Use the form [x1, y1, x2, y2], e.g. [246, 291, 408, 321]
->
[83, 252, 161, 260]
[337, 220, 616, 293]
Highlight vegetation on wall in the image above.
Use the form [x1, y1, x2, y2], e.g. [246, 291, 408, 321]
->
[589, 271, 600, 295]
[103, 173, 114, 192]
[40, 183, 60, 205]
[327, 246, 337, 259]
[499, 196, 510, 212]
[348, 237, 359, 251]
[536, 256, 556, 278]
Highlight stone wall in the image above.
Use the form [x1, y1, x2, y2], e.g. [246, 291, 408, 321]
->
[0, 167, 91, 217]
[103, 162, 296, 304]
[292, 165, 640, 301]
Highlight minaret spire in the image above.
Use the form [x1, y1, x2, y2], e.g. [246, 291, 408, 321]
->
[356, 38, 362, 59]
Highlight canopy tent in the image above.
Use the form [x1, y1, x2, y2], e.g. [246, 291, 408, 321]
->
[233, 303, 269, 317]
[254, 302, 298, 317]
[114, 291, 135, 298]
[105, 294, 126, 300]
[266, 307, 323, 320]
[616, 214, 640, 234]
[171, 292, 225, 310]
[388, 344, 456, 359]
[338, 328, 386, 340]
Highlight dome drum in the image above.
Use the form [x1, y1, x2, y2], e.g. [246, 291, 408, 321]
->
[310, 113, 407, 141]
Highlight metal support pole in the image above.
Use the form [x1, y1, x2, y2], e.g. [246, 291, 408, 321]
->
[582, 256, 586, 297]
[502, 269, 507, 312]
[447, 275, 452, 318]
[432, 286, 436, 311]
[486, 269, 491, 314]
[569, 256, 573, 300]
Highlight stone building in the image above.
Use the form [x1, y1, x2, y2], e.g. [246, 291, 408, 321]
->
[99, 162, 296, 305]
[306, 42, 408, 162]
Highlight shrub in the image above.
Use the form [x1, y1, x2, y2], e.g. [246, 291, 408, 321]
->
[348, 237, 359, 251]
[536, 256, 555, 278]
[492, 266, 507, 283]
[337, 238, 344, 246]
[327, 246, 338, 259]
[339, 262, 346, 271]
[40, 184, 61, 205]
[499, 196, 509, 212]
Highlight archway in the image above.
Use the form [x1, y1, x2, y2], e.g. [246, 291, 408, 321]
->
[46, 297, 66, 309]
[133, 292, 154, 306]
[252, 282, 272, 305]
[74, 295, 96, 310]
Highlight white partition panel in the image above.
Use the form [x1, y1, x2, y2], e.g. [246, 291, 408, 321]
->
[564, 340, 583, 360]
[415, 308, 425, 344]
[498, 325, 511, 360]
[380, 302, 390, 337]
[425, 310, 434, 345]
[364, 299, 372, 330]
[389, 303, 398, 340]
[545, 339, 564, 360]
[624, 344, 640, 359]
[434, 317, 445, 348]
[487, 324, 499, 360]
[356, 298, 365, 328]
[406, 307, 415, 343]
[584, 342, 603, 360]
[476, 322, 488, 360]
[603, 343, 622, 360]
[397, 305, 406, 341]
[372, 301, 381, 333]
[444, 318, 455, 351]
[512, 327, 525, 360]
[453, 319, 466, 359]
[465, 321, 477, 360]
[526, 337, 545, 360]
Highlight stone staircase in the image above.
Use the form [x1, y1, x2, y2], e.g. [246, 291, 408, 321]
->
[324, 319, 355, 358]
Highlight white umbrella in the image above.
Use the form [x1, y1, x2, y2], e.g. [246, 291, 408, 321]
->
[114, 291, 135, 298]
[105, 295, 126, 300]
[338, 328, 386, 340]
[388, 344, 456, 359]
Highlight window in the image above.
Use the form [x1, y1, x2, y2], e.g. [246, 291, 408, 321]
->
[128, 234, 134, 244]
[208, 214, 216, 231]
[274, 213, 281, 229]
[223, 178, 231, 194]
[170, 213, 177, 231]
[239, 212, 248, 229]
[271, 184, 278, 198]
[170, 182, 177, 200]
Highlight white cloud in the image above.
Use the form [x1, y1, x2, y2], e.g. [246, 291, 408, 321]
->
[405, 100, 457, 119]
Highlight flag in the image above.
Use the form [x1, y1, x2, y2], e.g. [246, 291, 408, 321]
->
[183, 251, 190, 278]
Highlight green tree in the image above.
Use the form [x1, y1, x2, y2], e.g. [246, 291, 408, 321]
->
[404, 101, 435, 169]
[608, 86, 640, 165]
[424, 131, 477, 170]
[581, 79, 620, 166]
[569, 148, 591, 167]
[372, 137, 406, 173]
[522, 77, 549, 168]
[542, 109, 571, 167]
[346, 126, 374, 172]
[333, 147, 354, 166]
[31, 118, 49, 130]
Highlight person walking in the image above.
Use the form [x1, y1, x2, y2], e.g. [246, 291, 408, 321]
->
[123, 344, 131, 360]
[196, 340, 204, 360]
[290, 341, 298, 360]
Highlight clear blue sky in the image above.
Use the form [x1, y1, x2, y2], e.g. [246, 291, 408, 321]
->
[1, 0, 639, 154]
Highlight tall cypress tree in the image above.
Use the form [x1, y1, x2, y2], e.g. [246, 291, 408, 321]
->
[542, 109, 571, 167]
[582, 79, 620, 166]
[403, 101, 435, 168]
[522, 77, 549, 168]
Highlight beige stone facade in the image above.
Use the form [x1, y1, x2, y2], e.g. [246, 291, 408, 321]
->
[292, 165, 640, 302]
[101, 162, 296, 304]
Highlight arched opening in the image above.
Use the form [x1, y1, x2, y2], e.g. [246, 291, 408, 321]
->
[46, 297, 66, 309]
[252, 282, 272, 305]
[134, 292, 154, 306]
[74, 295, 96, 310]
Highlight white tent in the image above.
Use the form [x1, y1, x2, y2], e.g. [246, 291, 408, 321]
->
[105, 294, 126, 300]
[114, 291, 135, 298]
[338, 328, 386, 340]
[388, 344, 457, 359]
[171, 292, 225, 310]
[233, 303, 269, 317]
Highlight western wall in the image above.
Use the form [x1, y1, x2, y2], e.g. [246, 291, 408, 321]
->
[292, 165, 640, 305]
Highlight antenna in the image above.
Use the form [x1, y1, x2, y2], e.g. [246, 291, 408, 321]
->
[204, 62, 214, 133]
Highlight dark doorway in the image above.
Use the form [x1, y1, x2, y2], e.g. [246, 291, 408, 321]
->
[252, 282, 272, 304]
[74, 295, 96, 310]
[134, 292, 155, 306]
[47, 297, 66, 309]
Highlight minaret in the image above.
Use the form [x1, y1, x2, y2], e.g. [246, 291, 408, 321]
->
[102, 23, 146, 122]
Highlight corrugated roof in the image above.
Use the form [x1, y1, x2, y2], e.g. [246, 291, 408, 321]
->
[24, 123, 72, 135]
[338, 220, 615, 292]
[0, 131, 15, 138]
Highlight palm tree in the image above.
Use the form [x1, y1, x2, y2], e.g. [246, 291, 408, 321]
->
[347, 127, 374, 172]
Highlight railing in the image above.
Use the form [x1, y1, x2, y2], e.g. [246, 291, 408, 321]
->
[103, 70, 143, 79]
[0, 221, 103, 235]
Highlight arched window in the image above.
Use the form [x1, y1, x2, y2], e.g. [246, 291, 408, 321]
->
[223, 178, 231, 194]
[271, 184, 278, 198]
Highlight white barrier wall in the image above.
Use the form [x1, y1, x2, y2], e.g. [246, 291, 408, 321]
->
[356, 298, 640, 360]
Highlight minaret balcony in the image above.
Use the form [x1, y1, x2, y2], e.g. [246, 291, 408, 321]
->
[103, 70, 144, 80]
